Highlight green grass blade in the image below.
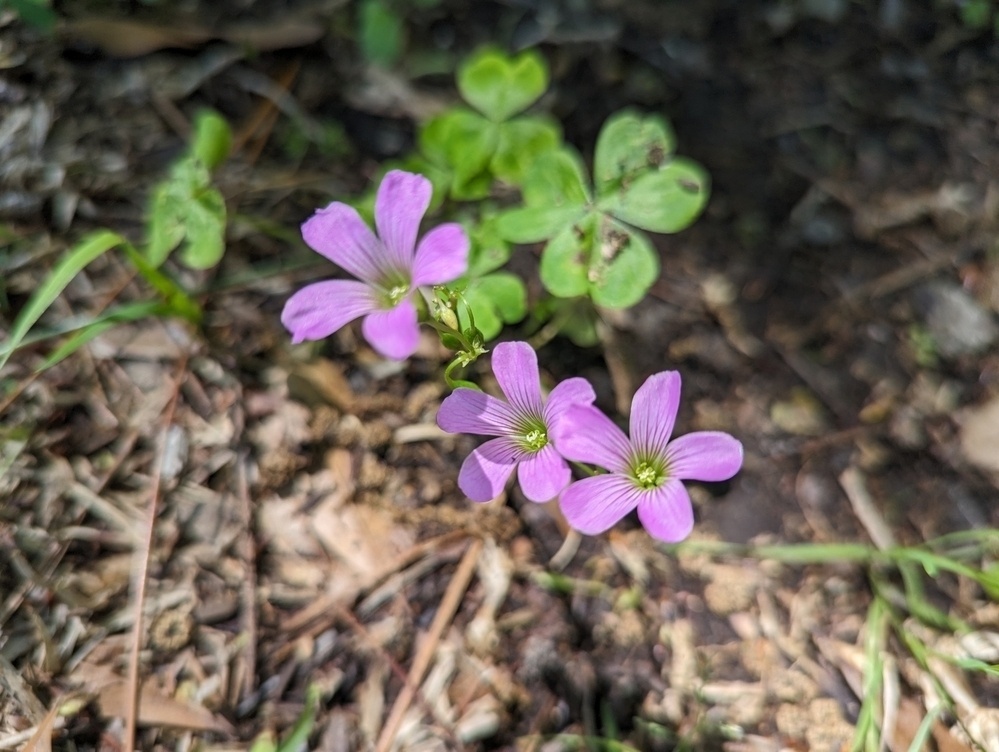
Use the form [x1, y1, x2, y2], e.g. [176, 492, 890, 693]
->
[906, 705, 942, 752]
[0, 230, 125, 372]
[852, 597, 888, 752]
[119, 243, 201, 323]
[34, 301, 169, 372]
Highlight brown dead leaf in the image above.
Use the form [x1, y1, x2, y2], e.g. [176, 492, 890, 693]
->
[73, 659, 233, 733]
[61, 19, 212, 57]
[61, 16, 324, 58]
[96, 680, 234, 733]
[312, 503, 413, 576]
[288, 358, 356, 412]
[221, 19, 325, 50]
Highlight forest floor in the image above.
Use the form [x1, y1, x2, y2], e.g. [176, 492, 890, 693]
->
[2, 1, 999, 750]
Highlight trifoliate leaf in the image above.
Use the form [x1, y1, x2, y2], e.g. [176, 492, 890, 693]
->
[599, 157, 709, 234]
[457, 47, 548, 123]
[145, 157, 226, 269]
[594, 110, 675, 196]
[420, 108, 497, 199]
[491, 115, 561, 186]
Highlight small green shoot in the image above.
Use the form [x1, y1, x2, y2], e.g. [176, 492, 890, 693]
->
[147, 110, 231, 270]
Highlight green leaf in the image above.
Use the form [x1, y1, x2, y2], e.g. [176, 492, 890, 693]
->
[457, 47, 548, 123]
[34, 301, 168, 372]
[146, 179, 188, 267]
[450, 170, 494, 202]
[7, 0, 57, 32]
[178, 186, 227, 269]
[462, 272, 527, 340]
[560, 302, 600, 347]
[538, 213, 595, 299]
[467, 214, 511, 276]
[594, 110, 676, 197]
[491, 115, 561, 186]
[961, 0, 992, 29]
[495, 205, 586, 244]
[522, 148, 591, 208]
[420, 108, 497, 198]
[146, 157, 227, 270]
[358, 0, 405, 67]
[191, 110, 232, 171]
[599, 157, 709, 234]
[0, 230, 125, 372]
[588, 218, 659, 308]
[981, 563, 999, 601]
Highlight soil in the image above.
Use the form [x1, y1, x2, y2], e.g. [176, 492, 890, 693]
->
[2, 1, 999, 751]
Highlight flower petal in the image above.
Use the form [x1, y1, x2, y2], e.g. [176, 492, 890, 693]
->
[550, 405, 631, 473]
[437, 388, 519, 436]
[636, 480, 694, 543]
[558, 474, 642, 535]
[630, 371, 681, 456]
[412, 223, 469, 286]
[302, 203, 385, 284]
[544, 376, 596, 429]
[375, 170, 432, 271]
[664, 432, 744, 481]
[491, 341, 544, 417]
[361, 298, 420, 359]
[281, 280, 378, 344]
[458, 437, 523, 502]
[517, 445, 571, 503]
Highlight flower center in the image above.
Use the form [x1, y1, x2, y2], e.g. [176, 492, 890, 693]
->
[385, 283, 409, 307]
[632, 458, 666, 490]
[516, 417, 549, 453]
[523, 428, 547, 451]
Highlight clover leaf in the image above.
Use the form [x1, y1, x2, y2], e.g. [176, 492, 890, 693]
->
[594, 109, 675, 194]
[491, 115, 561, 185]
[496, 111, 709, 309]
[146, 157, 227, 270]
[457, 47, 548, 123]
[597, 159, 709, 234]
[462, 272, 527, 341]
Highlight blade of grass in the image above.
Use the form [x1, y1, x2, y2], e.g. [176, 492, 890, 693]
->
[118, 243, 201, 323]
[0, 230, 125, 372]
[31, 301, 171, 372]
[852, 596, 888, 752]
[906, 704, 942, 752]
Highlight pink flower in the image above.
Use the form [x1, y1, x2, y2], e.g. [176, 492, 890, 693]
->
[437, 341, 596, 503]
[551, 371, 743, 543]
[281, 170, 469, 359]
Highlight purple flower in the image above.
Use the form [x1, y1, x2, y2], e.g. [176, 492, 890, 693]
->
[281, 170, 469, 359]
[551, 371, 743, 543]
[437, 341, 596, 503]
